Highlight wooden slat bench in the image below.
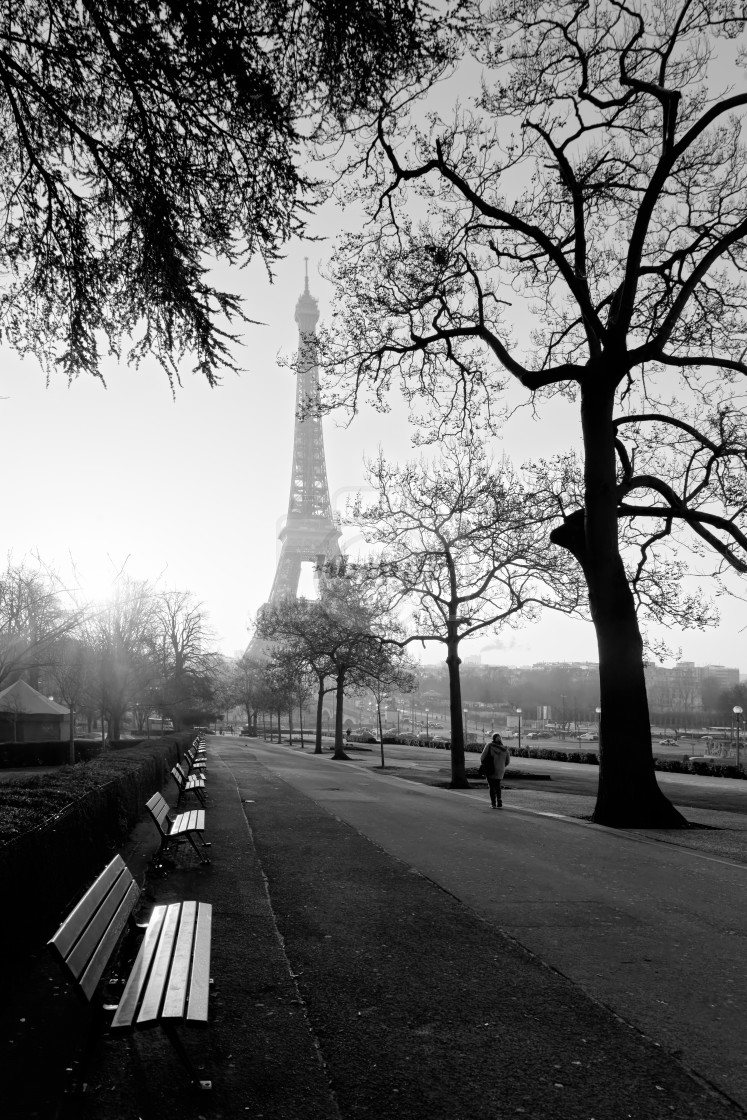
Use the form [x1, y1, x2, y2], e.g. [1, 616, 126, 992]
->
[48, 854, 213, 1089]
[171, 762, 207, 807]
[146, 792, 211, 865]
[185, 746, 207, 773]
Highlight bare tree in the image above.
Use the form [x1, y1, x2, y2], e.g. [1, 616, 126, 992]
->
[222, 654, 279, 738]
[49, 637, 93, 764]
[324, 1, 747, 826]
[267, 644, 317, 749]
[257, 561, 399, 759]
[354, 441, 582, 785]
[150, 591, 219, 730]
[84, 578, 158, 741]
[256, 597, 339, 755]
[0, 559, 81, 689]
[355, 645, 417, 769]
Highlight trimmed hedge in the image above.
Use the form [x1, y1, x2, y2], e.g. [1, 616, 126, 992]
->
[0, 733, 194, 957]
[0, 738, 106, 767]
[0, 737, 148, 767]
[508, 745, 744, 778]
[510, 746, 599, 765]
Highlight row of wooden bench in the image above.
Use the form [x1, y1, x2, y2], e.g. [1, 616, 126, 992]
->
[47, 736, 216, 1091]
[145, 747, 212, 867]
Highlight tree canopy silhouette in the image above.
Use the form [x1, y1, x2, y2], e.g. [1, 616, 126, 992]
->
[0, 0, 452, 384]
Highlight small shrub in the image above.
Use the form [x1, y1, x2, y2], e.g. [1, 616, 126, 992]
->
[654, 757, 687, 774]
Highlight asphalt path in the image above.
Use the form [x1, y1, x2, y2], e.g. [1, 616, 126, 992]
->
[219, 737, 747, 1112]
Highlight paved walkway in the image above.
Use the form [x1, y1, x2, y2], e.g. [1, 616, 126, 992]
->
[342, 742, 747, 863]
[5, 738, 747, 1120]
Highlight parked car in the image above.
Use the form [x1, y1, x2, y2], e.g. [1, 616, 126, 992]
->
[578, 732, 598, 741]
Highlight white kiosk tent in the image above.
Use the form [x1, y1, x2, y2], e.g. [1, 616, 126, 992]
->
[0, 680, 70, 743]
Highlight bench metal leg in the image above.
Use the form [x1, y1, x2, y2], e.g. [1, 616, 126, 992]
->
[186, 833, 211, 864]
[162, 1023, 212, 1090]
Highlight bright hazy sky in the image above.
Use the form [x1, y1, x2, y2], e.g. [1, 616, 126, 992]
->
[2, 35, 746, 677]
[3, 231, 745, 675]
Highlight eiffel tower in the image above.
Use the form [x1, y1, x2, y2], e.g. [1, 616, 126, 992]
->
[259, 271, 342, 624]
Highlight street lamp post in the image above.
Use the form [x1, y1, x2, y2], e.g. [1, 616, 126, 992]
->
[734, 705, 743, 769]
[595, 706, 601, 741]
[516, 707, 522, 751]
[425, 708, 429, 739]
[397, 708, 401, 734]
[463, 708, 468, 743]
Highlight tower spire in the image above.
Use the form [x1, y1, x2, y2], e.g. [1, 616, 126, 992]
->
[263, 274, 342, 604]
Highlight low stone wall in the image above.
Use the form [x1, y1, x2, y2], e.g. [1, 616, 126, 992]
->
[0, 734, 194, 957]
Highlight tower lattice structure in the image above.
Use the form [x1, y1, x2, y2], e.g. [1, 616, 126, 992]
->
[266, 275, 342, 603]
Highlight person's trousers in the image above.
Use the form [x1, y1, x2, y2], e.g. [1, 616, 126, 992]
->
[487, 777, 502, 806]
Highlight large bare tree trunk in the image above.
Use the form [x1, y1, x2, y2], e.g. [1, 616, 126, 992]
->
[315, 680, 324, 754]
[592, 565, 685, 826]
[446, 631, 468, 789]
[332, 675, 351, 761]
[552, 382, 687, 828]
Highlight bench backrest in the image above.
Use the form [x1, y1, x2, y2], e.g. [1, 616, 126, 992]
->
[171, 763, 187, 785]
[146, 792, 171, 833]
[48, 855, 141, 1004]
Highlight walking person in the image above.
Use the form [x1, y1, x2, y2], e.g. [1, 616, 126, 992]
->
[480, 733, 510, 808]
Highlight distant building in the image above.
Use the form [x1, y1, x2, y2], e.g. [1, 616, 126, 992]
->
[699, 664, 740, 690]
[644, 661, 740, 716]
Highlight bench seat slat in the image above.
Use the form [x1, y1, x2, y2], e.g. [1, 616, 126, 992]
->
[171, 814, 190, 835]
[137, 904, 181, 1024]
[161, 902, 198, 1019]
[186, 904, 212, 1023]
[110, 905, 168, 1029]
